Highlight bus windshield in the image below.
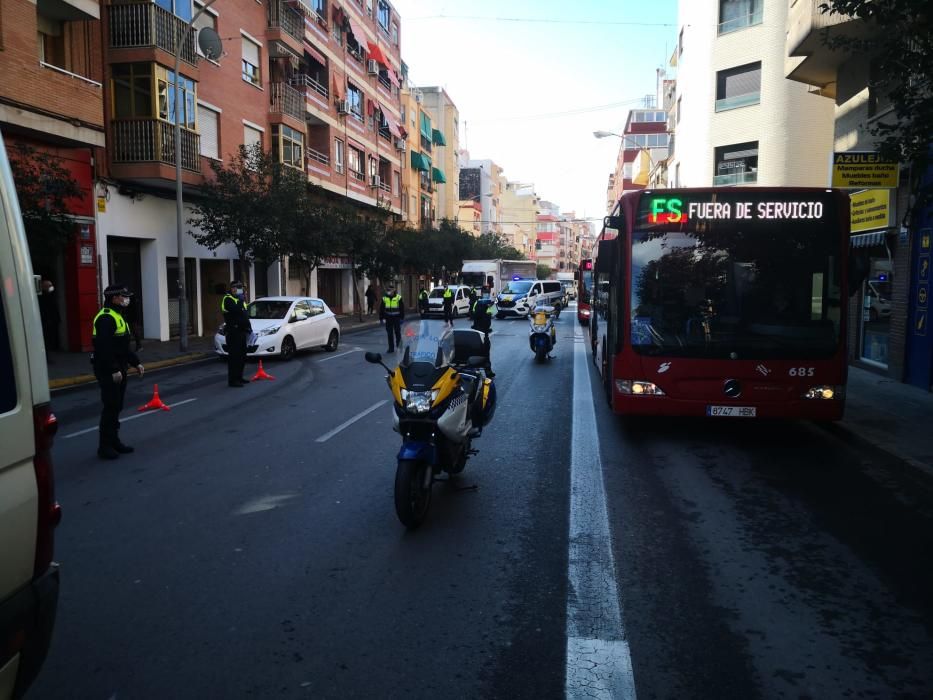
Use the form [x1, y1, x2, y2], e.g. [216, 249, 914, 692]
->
[630, 192, 843, 359]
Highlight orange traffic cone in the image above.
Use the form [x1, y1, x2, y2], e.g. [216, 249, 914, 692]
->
[138, 384, 171, 411]
[251, 360, 275, 381]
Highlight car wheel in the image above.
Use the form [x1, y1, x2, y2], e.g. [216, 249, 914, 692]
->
[324, 329, 339, 352]
[281, 336, 296, 361]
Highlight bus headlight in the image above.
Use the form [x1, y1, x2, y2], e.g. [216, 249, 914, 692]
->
[803, 385, 842, 400]
[616, 380, 665, 396]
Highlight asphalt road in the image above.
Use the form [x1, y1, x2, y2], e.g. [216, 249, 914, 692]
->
[28, 306, 933, 699]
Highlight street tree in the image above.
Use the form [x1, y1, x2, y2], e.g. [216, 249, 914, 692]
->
[188, 144, 291, 283]
[820, 1, 933, 207]
[7, 143, 83, 276]
[536, 263, 553, 280]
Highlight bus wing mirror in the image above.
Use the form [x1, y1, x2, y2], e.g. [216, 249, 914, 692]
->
[604, 215, 623, 230]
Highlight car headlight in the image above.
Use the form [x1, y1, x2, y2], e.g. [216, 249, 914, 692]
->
[615, 380, 666, 396]
[803, 385, 842, 400]
[400, 389, 439, 414]
[258, 326, 280, 337]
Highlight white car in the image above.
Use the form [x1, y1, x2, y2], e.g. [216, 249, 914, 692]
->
[215, 296, 340, 360]
[424, 285, 472, 318]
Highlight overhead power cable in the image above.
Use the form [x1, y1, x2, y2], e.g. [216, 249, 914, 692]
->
[405, 14, 676, 27]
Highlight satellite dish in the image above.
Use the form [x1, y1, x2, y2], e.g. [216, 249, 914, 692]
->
[197, 27, 223, 60]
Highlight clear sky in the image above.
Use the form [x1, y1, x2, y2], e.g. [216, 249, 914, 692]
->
[391, 0, 679, 226]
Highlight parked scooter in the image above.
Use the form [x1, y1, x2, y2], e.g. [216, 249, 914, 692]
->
[365, 319, 497, 529]
[528, 305, 557, 363]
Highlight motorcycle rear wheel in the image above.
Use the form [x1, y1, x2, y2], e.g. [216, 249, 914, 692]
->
[395, 459, 432, 528]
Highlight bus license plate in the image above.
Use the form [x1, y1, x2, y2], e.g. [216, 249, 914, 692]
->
[706, 405, 756, 417]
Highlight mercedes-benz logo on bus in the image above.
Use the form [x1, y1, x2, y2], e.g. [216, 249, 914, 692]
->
[723, 379, 742, 397]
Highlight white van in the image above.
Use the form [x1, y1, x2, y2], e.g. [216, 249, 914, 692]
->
[496, 280, 564, 318]
[0, 130, 61, 699]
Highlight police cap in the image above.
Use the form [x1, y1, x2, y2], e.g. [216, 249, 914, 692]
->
[103, 284, 132, 298]
[230, 280, 244, 289]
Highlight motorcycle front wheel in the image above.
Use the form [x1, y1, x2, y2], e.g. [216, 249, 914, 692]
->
[394, 459, 432, 528]
[534, 345, 548, 363]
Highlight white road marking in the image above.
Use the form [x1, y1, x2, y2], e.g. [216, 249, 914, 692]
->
[234, 493, 299, 515]
[62, 398, 198, 439]
[566, 326, 636, 699]
[315, 399, 389, 443]
[315, 348, 362, 362]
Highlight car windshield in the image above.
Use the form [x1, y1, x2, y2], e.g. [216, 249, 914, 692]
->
[398, 319, 454, 367]
[249, 300, 292, 319]
[500, 281, 534, 295]
[429, 288, 453, 299]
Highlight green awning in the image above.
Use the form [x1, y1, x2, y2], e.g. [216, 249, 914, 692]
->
[432, 167, 446, 183]
[410, 151, 430, 172]
[431, 128, 447, 146]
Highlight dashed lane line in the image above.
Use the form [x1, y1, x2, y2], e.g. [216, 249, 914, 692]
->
[62, 398, 199, 439]
[315, 400, 389, 443]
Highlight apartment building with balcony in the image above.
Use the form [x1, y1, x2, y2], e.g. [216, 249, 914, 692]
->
[668, 0, 834, 189]
[535, 200, 560, 273]
[605, 105, 669, 211]
[0, 0, 103, 351]
[95, 0, 405, 338]
[500, 180, 538, 258]
[418, 86, 458, 222]
[457, 151, 502, 237]
[785, 1, 931, 390]
[399, 82, 444, 229]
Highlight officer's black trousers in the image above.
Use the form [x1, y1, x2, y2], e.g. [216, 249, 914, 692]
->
[385, 316, 402, 350]
[96, 371, 127, 448]
[227, 332, 247, 384]
[444, 305, 453, 323]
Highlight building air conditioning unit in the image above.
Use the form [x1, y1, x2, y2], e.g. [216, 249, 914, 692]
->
[370, 175, 382, 189]
[395, 138, 406, 151]
[414, 91, 423, 104]
[336, 99, 350, 115]
[367, 59, 379, 75]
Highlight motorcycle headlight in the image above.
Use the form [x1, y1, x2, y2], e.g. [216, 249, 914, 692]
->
[258, 326, 280, 337]
[532, 323, 548, 332]
[400, 389, 439, 414]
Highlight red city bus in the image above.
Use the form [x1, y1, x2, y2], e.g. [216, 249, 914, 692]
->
[591, 187, 851, 419]
[576, 257, 594, 325]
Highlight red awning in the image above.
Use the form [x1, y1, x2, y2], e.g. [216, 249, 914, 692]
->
[367, 42, 388, 66]
[387, 68, 400, 88]
[347, 17, 366, 45]
[366, 98, 375, 116]
[382, 106, 401, 138]
[332, 76, 344, 100]
[304, 42, 327, 69]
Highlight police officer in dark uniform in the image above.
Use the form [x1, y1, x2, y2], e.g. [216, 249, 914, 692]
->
[222, 280, 251, 387]
[380, 282, 405, 352]
[92, 284, 143, 459]
[442, 285, 454, 325]
[418, 286, 429, 316]
[470, 286, 496, 377]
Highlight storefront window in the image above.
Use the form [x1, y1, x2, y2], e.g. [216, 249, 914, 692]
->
[860, 258, 893, 366]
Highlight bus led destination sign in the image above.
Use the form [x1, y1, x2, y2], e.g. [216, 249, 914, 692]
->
[646, 196, 826, 225]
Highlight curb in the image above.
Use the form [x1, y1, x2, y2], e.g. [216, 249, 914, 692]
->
[813, 420, 933, 480]
[48, 321, 382, 392]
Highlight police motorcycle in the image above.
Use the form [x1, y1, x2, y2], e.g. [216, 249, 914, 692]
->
[528, 305, 557, 363]
[364, 319, 497, 529]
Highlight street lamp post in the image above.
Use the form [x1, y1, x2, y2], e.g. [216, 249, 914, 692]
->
[593, 130, 657, 167]
[173, 0, 220, 351]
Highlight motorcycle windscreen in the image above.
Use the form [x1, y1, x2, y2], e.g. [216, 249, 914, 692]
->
[398, 319, 455, 368]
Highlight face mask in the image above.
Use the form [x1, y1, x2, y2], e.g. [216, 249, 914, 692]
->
[120, 297, 131, 308]
[234, 289, 245, 297]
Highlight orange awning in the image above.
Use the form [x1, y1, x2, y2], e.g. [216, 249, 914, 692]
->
[367, 42, 388, 66]
[387, 68, 400, 88]
[347, 18, 366, 45]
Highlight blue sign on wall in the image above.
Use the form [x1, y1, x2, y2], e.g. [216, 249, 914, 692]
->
[905, 207, 933, 387]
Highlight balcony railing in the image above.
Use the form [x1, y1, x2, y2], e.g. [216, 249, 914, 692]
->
[270, 82, 305, 120]
[294, 74, 328, 99]
[718, 8, 763, 35]
[715, 92, 760, 112]
[306, 146, 330, 166]
[112, 119, 200, 172]
[268, 0, 305, 43]
[108, 2, 197, 66]
[712, 170, 758, 186]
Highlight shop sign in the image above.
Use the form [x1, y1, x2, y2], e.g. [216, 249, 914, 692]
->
[320, 255, 352, 269]
[832, 151, 899, 189]
[850, 189, 892, 233]
[80, 245, 94, 265]
[97, 196, 107, 213]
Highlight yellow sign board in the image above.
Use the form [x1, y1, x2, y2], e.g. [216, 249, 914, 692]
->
[96, 196, 107, 213]
[850, 189, 892, 233]
[832, 151, 899, 189]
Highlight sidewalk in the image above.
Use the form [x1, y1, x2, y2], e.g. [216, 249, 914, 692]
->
[832, 365, 933, 475]
[47, 312, 382, 390]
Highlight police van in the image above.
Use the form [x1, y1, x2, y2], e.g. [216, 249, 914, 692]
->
[495, 279, 564, 318]
[0, 130, 61, 699]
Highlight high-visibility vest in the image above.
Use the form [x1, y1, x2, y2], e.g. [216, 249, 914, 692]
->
[383, 294, 402, 309]
[443, 289, 453, 299]
[222, 294, 243, 312]
[418, 290, 428, 300]
[92, 307, 128, 336]
[473, 300, 494, 316]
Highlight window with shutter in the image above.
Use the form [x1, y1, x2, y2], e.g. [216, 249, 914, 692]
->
[715, 62, 761, 111]
[198, 105, 219, 159]
[242, 37, 261, 86]
[244, 125, 263, 150]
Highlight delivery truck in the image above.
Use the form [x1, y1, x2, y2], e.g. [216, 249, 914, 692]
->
[460, 259, 536, 295]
